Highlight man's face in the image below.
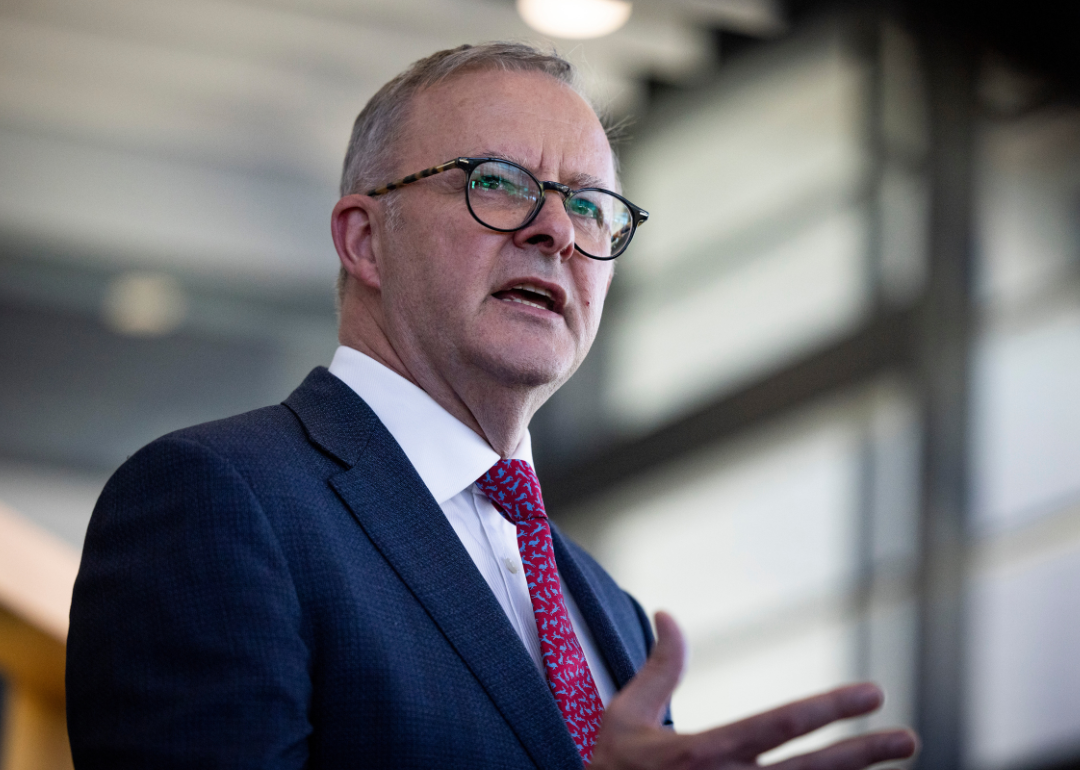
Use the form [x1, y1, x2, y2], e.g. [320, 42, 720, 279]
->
[372, 68, 617, 399]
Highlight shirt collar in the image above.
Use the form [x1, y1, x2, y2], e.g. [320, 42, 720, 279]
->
[327, 346, 533, 505]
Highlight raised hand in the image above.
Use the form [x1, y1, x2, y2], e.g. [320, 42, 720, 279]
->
[590, 612, 918, 770]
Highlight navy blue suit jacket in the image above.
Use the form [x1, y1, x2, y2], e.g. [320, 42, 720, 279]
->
[67, 367, 657, 769]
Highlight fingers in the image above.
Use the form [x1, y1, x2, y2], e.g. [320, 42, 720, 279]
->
[699, 683, 885, 759]
[768, 729, 919, 770]
[606, 611, 687, 726]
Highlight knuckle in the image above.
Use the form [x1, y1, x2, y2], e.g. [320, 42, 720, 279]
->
[709, 734, 738, 758]
[674, 740, 715, 770]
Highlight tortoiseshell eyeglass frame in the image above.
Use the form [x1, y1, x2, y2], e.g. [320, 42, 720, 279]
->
[365, 156, 649, 260]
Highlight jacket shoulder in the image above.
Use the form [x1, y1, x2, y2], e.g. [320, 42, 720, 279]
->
[132, 364, 364, 477]
[162, 403, 308, 463]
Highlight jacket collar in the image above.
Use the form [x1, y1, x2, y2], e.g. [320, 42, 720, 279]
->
[283, 367, 377, 468]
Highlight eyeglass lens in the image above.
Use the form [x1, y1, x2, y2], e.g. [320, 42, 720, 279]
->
[465, 160, 633, 258]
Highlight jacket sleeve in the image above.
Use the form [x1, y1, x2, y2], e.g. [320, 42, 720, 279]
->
[66, 436, 312, 769]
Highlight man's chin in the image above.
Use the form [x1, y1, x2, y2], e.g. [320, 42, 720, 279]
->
[469, 346, 576, 391]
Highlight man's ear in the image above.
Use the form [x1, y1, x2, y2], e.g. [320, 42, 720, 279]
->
[331, 194, 383, 290]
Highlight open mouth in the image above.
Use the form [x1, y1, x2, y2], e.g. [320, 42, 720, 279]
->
[493, 282, 559, 313]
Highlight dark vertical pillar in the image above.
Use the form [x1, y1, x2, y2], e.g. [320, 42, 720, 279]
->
[911, 11, 977, 770]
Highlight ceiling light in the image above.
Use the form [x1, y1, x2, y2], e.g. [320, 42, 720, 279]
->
[102, 272, 187, 337]
[517, 0, 632, 40]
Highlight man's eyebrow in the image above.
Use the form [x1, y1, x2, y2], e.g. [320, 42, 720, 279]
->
[471, 149, 532, 170]
[471, 150, 612, 190]
[564, 171, 608, 189]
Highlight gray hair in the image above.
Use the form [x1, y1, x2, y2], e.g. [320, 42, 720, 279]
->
[340, 42, 589, 197]
[335, 42, 612, 305]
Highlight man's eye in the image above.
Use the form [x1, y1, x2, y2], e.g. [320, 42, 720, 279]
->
[569, 198, 601, 220]
[474, 175, 511, 191]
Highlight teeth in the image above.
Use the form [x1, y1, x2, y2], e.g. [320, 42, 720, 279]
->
[507, 297, 548, 310]
[510, 283, 554, 300]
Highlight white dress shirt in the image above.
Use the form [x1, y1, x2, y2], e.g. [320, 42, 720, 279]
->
[328, 346, 616, 705]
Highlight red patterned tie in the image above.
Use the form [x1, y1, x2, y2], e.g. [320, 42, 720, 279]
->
[476, 459, 604, 764]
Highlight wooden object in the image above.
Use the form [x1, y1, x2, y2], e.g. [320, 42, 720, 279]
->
[0, 503, 80, 770]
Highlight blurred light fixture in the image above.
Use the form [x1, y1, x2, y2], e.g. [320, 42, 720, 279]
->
[517, 0, 632, 39]
[102, 272, 188, 337]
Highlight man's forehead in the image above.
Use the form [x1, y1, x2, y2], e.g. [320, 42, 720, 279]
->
[471, 149, 609, 190]
[403, 69, 615, 185]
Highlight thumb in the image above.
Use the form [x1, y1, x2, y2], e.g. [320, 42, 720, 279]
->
[610, 611, 687, 726]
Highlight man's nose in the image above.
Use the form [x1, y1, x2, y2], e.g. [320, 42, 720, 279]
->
[512, 195, 576, 260]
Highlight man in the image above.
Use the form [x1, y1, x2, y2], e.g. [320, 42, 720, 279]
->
[67, 43, 917, 769]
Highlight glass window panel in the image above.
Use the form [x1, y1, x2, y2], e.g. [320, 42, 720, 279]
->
[622, 29, 865, 283]
[861, 596, 917, 732]
[975, 107, 1080, 309]
[605, 24, 871, 432]
[867, 383, 921, 566]
[574, 406, 861, 642]
[966, 536, 1080, 769]
[878, 166, 929, 305]
[971, 298, 1080, 533]
[556, 384, 920, 753]
[967, 92, 1080, 770]
[608, 209, 869, 429]
[675, 617, 855, 759]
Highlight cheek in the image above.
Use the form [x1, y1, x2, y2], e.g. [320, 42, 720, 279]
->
[384, 221, 455, 301]
[400, 213, 495, 303]
[580, 264, 613, 314]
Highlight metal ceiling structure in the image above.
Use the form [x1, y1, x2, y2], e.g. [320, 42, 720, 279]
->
[0, 0, 782, 291]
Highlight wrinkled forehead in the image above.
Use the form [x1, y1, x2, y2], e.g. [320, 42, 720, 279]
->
[397, 69, 618, 189]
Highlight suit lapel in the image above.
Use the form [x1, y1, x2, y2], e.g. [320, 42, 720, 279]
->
[285, 369, 583, 770]
[551, 529, 640, 690]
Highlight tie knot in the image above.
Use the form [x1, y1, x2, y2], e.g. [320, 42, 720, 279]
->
[475, 459, 546, 525]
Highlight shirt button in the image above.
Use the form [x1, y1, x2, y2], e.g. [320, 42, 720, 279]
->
[504, 556, 520, 574]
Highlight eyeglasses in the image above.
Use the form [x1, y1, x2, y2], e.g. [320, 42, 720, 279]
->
[366, 157, 649, 260]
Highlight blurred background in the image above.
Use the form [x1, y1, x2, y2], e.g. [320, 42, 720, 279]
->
[0, 0, 1078, 768]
